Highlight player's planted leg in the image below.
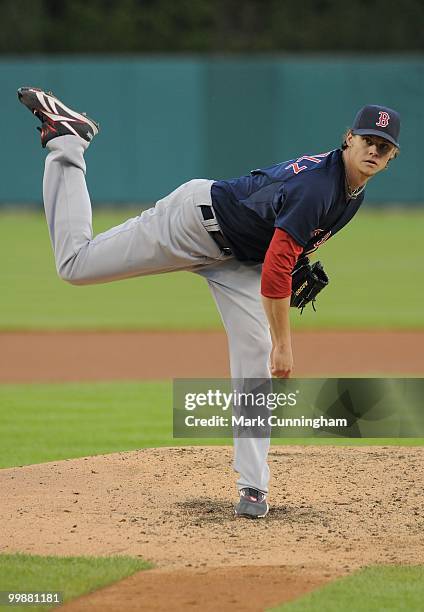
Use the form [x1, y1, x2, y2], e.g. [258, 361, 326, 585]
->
[195, 260, 272, 518]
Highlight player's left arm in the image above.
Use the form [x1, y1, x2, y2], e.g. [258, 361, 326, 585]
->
[261, 229, 304, 377]
[262, 295, 293, 377]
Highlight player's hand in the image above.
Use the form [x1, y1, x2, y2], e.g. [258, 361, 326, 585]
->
[270, 345, 293, 378]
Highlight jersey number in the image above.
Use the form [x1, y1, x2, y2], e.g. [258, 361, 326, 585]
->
[285, 152, 330, 175]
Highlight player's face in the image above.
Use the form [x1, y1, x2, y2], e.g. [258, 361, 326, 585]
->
[345, 133, 397, 178]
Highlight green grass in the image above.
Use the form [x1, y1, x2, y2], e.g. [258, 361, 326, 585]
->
[0, 381, 171, 468]
[316, 209, 424, 329]
[0, 381, 422, 469]
[0, 209, 423, 330]
[0, 553, 151, 612]
[269, 565, 424, 612]
[0, 381, 228, 468]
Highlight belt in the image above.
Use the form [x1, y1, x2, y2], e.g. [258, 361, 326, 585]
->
[200, 205, 232, 256]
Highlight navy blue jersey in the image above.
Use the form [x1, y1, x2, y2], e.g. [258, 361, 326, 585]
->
[211, 148, 365, 262]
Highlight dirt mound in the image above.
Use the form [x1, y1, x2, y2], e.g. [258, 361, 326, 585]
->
[3, 446, 423, 569]
[2, 445, 423, 610]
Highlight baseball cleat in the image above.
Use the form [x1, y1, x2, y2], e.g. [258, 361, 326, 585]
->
[17, 86, 99, 148]
[234, 487, 269, 519]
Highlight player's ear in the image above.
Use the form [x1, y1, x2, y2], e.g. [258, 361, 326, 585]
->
[345, 130, 354, 146]
[341, 129, 353, 150]
[385, 147, 399, 168]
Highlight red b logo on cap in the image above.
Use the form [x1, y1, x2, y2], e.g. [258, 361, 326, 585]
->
[376, 111, 390, 128]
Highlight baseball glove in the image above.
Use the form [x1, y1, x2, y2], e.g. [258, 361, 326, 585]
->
[290, 256, 329, 312]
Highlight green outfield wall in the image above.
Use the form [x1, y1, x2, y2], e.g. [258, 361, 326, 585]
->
[2, 55, 423, 205]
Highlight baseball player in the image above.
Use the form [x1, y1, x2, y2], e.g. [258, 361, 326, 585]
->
[18, 87, 400, 518]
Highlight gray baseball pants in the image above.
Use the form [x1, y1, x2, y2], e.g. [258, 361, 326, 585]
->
[43, 135, 272, 494]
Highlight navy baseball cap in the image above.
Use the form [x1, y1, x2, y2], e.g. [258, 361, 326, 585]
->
[352, 105, 400, 148]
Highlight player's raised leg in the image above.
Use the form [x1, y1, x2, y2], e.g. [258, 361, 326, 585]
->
[18, 87, 220, 284]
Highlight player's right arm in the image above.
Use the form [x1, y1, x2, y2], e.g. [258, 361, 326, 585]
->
[261, 228, 304, 378]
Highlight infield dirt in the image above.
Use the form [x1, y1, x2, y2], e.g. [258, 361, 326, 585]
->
[1, 330, 423, 382]
[2, 445, 424, 610]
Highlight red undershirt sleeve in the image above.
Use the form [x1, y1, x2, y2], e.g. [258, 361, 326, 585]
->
[261, 228, 304, 299]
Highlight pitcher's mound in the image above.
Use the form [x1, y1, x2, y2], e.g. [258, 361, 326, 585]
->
[2, 446, 423, 609]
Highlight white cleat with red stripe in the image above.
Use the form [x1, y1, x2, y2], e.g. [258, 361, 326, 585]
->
[17, 87, 99, 148]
